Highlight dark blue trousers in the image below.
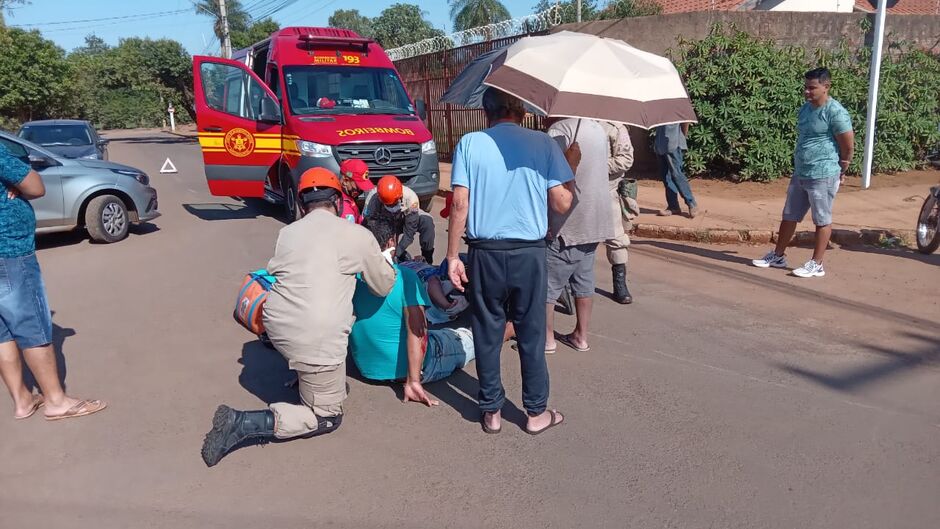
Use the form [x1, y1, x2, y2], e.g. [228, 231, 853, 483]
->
[468, 241, 548, 416]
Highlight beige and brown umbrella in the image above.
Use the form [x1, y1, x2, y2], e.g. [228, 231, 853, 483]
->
[475, 31, 696, 129]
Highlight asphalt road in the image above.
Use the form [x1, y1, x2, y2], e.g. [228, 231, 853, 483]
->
[2, 129, 938, 529]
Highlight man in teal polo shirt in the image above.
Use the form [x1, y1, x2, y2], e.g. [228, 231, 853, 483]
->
[753, 68, 854, 278]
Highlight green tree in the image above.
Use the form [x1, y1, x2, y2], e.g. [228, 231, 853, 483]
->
[598, 0, 662, 19]
[0, 27, 71, 122]
[450, 0, 511, 32]
[532, 0, 598, 24]
[193, 0, 251, 47]
[230, 17, 279, 49]
[328, 9, 374, 37]
[372, 4, 444, 49]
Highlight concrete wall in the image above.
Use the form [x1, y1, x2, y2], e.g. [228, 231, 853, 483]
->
[555, 11, 940, 57]
[554, 11, 940, 176]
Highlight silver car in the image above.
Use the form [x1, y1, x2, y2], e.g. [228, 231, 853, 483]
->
[0, 130, 159, 243]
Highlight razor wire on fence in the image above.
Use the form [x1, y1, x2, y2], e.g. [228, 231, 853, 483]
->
[387, 5, 561, 61]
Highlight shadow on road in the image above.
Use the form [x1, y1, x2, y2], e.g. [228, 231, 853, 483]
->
[837, 241, 940, 266]
[633, 240, 753, 265]
[23, 314, 73, 393]
[183, 201, 278, 222]
[773, 331, 940, 392]
[633, 242, 938, 329]
[238, 340, 299, 405]
[35, 223, 161, 250]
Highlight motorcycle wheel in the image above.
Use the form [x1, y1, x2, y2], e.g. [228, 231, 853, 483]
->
[915, 191, 940, 254]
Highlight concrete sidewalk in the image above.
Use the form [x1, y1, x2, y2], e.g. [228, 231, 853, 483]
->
[439, 162, 938, 248]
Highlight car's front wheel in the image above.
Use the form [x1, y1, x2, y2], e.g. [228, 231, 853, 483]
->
[85, 195, 129, 243]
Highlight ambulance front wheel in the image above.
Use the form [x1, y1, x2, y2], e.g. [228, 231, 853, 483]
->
[280, 168, 300, 223]
[419, 195, 433, 213]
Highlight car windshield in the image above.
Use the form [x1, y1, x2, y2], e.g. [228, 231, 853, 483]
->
[20, 124, 92, 146]
[283, 66, 414, 116]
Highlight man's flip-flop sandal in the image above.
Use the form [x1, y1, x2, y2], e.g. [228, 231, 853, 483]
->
[45, 399, 107, 421]
[556, 333, 590, 352]
[14, 395, 44, 420]
[481, 413, 501, 434]
[510, 343, 557, 354]
[525, 409, 564, 436]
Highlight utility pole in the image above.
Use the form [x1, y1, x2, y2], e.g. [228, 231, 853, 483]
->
[576, 0, 582, 23]
[219, 0, 233, 59]
[861, 0, 888, 189]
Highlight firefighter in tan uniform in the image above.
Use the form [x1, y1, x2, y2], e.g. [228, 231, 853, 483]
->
[201, 168, 396, 467]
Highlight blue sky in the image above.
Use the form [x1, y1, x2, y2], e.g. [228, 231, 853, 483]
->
[4, 0, 546, 54]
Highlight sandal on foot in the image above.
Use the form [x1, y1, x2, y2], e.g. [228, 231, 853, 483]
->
[525, 409, 564, 436]
[481, 412, 501, 434]
[511, 343, 557, 355]
[45, 399, 107, 421]
[556, 333, 590, 352]
[14, 395, 44, 420]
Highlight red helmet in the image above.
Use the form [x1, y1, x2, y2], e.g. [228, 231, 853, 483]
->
[376, 176, 403, 206]
[339, 159, 373, 192]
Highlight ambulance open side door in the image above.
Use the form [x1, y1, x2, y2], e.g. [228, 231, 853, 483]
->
[193, 55, 282, 197]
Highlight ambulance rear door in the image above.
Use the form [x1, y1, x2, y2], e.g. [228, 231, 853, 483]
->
[193, 55, 283, 197]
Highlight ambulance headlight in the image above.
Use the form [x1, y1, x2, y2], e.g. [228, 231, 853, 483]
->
[296, 140, 333, 158]
[421, 140, 436, 155]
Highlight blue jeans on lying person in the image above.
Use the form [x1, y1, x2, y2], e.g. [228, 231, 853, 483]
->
[422, 328, 475, 383]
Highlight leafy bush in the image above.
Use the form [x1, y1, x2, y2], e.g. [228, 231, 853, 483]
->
[672, 24, 940, 181]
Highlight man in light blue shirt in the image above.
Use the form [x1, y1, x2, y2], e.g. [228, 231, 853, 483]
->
[753, 68, 854, 278]
[446, 87, 575, 436]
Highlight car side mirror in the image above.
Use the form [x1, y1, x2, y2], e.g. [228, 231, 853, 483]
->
[97, 138, 110, 146]
[28, 153, 55, 168]
[259, 97, 282, 124]
[415, 99, 427, 120]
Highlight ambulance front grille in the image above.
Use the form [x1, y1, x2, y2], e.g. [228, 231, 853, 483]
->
[334, 143, 422, 179]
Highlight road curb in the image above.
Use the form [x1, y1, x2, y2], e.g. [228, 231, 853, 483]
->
[632, 223, 917, 249]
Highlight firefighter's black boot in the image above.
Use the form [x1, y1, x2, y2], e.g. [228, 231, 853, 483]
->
[612, 264, 633, 305]
[201, 405, 275, 467]
[421, 248, 435, 264]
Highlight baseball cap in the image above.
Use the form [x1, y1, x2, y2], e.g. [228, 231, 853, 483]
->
[339, 159, 374, 192]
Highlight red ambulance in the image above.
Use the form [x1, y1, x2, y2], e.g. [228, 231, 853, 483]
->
[192, 27, 440, 220]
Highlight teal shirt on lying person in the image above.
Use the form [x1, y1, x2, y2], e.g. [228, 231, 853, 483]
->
[349, 264, 430, 381]
[0, 143, 37, 258]
[793, 98, 853, 180]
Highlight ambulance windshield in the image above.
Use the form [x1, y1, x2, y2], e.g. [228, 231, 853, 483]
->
[283, 66, 415, 116]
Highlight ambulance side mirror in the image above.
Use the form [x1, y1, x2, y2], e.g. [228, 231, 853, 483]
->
[415, 99, 427, 121]
[259, 96, 282, 124]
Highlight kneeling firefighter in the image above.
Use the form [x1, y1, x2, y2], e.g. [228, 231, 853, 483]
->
[201, 168, 397, 467]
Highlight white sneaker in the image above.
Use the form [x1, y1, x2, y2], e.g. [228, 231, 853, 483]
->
[792, 259, 825, 278]
[752, 251, 787, 268]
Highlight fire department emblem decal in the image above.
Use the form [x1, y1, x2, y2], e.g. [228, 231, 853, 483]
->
[224, 128, 255, 158]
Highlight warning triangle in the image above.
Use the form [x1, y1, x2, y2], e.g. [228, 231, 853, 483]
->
[159, 158, 177, 174]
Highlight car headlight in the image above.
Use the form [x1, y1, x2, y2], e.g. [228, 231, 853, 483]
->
[111, 168, 149, 186]
[421, 140, 436, 155]
[81, 153, 100, 160]
[296, 140, 333, 158]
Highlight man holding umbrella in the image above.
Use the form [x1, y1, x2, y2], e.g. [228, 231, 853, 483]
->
[446, 88, 576, 435]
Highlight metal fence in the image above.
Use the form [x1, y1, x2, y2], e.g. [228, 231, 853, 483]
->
[395, 33, 547, 162]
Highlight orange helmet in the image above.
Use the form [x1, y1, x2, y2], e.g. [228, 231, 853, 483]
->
[376, 176, 403, 206]
[297, 167, 342, 203]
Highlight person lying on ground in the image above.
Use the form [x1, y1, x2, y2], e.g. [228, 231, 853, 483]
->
[349, 217, 512, 404]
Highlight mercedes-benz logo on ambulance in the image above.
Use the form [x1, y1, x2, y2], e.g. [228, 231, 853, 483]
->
[373, 147, 393, 165]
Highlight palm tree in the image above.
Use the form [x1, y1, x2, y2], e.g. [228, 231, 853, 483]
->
[449, 0, 511, 32]
[194, 0, 251, 45]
